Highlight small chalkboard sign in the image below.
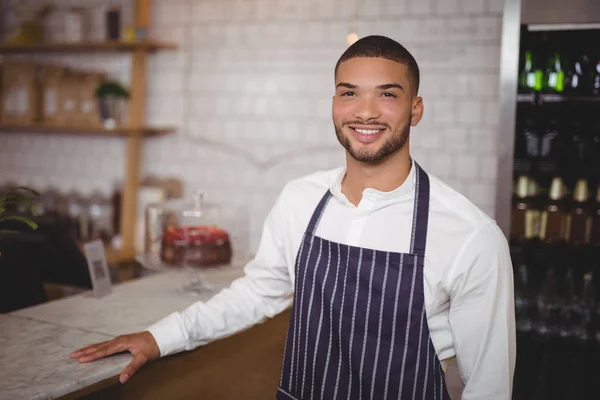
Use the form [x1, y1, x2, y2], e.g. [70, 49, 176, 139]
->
[83, 240, 112, 297]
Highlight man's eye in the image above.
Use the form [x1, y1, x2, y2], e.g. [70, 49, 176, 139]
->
[382, 92, 396, 98]
[341, 92, 355, 97]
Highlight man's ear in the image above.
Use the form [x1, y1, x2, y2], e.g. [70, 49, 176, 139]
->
[410, 97, 424, 127]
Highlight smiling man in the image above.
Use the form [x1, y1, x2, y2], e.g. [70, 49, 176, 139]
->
[71, 35, 515, 400]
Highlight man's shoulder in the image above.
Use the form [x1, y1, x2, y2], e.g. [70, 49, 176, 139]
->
[280, 167, 344, 200]
[270, 167, 344, 229]
[427, 172, 495, 230]
[426, 171, 501, 255]
[425, 172, 507, 269]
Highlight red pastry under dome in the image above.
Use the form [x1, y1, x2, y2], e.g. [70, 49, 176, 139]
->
[160, 225, 232, 267]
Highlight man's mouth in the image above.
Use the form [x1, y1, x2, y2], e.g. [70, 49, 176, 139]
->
[352, 128, 384, 135]
[348, 126, 386, 143]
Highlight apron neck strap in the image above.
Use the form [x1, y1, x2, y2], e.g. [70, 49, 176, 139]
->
[409, 162, 430, 257]
[305, 190, 332, 236]
[305, 162, 431, 258]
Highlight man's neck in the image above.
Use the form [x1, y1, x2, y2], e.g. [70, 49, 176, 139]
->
[341, 150, 412, 207]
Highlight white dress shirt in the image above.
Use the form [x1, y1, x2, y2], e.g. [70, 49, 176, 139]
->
[148, 162, 516, 400]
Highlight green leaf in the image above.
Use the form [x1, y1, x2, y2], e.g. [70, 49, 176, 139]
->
[1, 195, 34, 207]
[1, 192, 32, 201]
[95, 81, 130, 98]
[0, 193, 28, 202]
[13, 186, 41, 196]
[0, 189, 38, 214]
[0, 216, 38, 230]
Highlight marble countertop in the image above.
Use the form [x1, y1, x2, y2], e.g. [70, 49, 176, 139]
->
[0, 266, 245, 400]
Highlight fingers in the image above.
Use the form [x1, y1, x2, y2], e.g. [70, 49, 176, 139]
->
[72, 337, 129, 363]
[70, 341, 111, 358]
[80, 341, 128, 363]
[119, 354, 148, 384]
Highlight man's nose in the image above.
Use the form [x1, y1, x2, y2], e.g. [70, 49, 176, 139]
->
[353, 97, 381, 122]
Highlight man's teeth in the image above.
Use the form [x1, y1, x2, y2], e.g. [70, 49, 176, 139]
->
[355, 129, 382, 135]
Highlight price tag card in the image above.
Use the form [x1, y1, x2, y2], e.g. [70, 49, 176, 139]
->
[83, 240, 113, 297]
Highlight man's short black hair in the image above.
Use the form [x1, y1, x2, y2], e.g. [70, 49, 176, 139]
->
[334, 35, 420, 94]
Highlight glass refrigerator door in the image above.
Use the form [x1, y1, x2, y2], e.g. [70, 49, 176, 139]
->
[505, 18, 600, 400]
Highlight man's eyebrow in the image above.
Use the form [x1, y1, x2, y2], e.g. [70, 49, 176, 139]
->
[336, 82, 357, 89]
[377, 83, 405, 91]
[335, 83, 405, 91]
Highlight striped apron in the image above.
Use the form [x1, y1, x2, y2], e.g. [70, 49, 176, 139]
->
[277, 163, 451, 400]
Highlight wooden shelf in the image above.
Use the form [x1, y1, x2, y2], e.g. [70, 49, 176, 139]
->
[539, 93, 600, 103]
[517, 93, 536, 103]
[517, 92, 600, 104]
[0, 1, 171, 261]
[0, 40, 177, 54]
[0, 124, 175, 137]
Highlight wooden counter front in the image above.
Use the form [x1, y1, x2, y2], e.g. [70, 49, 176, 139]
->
[61, 309, 291, 400]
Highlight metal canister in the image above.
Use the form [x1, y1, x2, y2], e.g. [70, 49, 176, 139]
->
[144, 203, 165, 258]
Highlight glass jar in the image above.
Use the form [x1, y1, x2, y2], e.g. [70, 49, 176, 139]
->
[141, 189, 249, 270]
[88, 191, 113, 244]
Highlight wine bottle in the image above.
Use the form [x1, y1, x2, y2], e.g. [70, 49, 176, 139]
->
[566, 179, 592, 247]
[514, 260, 534, 333]
[525, 119, 540, 159]
[566, 56, 582, 95]
[515, 118, 540, 162]
[590, 186, 600, 247]
[577, 271, 595, 341]
[538, 119, 562, 173]
[592, 58, 600, 95]
[568, 120, 591, 172]
[540, 177, 569, 245]
[543, 52, 565, 94]
[519, 50, 544, 93]
[591, 121, 600, 173]
[511, 176, 541, 244]
[566, 53, 592, 95]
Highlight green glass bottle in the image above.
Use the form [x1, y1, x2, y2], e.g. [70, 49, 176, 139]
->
[519, 50, 543, 93]
[543, 52, 565, 94]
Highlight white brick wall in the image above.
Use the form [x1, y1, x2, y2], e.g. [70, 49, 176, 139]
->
[0, 0, 504, 251]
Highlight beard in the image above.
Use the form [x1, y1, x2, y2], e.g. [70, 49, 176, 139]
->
[334, 120, 410, 164]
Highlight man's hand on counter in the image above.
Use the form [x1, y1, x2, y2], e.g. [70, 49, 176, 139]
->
[69, 331, 160, 384]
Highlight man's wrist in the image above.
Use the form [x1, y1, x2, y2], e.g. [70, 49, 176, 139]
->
[146, 312, 188, 357]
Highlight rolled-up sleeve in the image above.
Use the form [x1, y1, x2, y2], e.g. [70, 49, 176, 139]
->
[448, 221, 516, 399]
[147, 190, 293, 357]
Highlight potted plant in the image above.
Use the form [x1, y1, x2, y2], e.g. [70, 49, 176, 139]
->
[0, 186, 48, 312]
[0, 186, 39, 259]
[95, 80, 130, 130]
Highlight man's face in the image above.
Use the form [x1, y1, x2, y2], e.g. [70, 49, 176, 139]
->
[332, 57, 423, 164]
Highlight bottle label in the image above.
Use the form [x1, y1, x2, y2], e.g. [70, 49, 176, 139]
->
[525, 133, 539, 157]
[525, 210, 540, 239]
[527, 71, 543, 91]
[534, 71, 543, 91]
[566, 214, 592, 245]
[586, 218, 592, 243]
[546, 71, 565, 93]
[556, 70, 564, 92]
[540, 210, 567, 242]
[527, 73, 536, 88]
[540, 132, 557, 157]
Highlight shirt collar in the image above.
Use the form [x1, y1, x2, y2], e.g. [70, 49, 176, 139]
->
[330, 159, 416, 205]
